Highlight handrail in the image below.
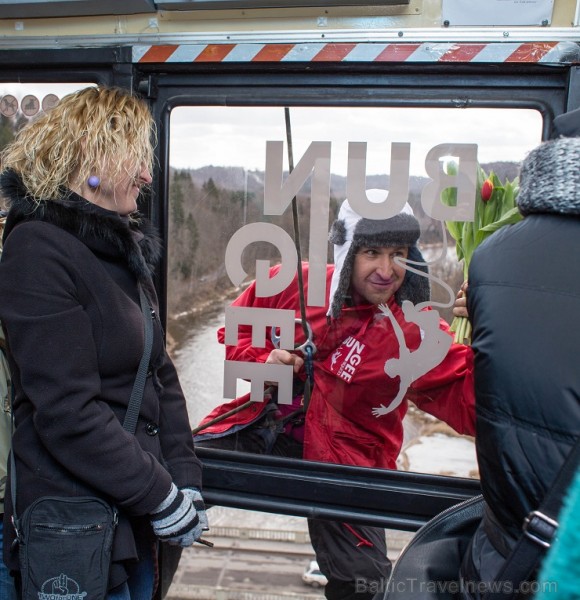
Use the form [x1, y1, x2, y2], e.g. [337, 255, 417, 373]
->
[198, 447, 481, 532]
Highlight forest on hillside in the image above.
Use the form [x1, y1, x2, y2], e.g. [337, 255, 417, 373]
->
[166, 167, 342, 315]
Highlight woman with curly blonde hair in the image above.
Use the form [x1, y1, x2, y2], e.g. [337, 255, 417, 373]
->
[1, 85, 155, 213]
[0, 86, 208, 600]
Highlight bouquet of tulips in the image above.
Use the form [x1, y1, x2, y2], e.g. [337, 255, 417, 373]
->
[443, 163, 522, 344]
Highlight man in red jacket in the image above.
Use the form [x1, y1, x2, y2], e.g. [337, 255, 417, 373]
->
[196, 195, 475, 600]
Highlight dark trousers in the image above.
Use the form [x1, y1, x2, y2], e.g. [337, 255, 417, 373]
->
[195, 415, 392, 600]
[308, 518, 391, 600]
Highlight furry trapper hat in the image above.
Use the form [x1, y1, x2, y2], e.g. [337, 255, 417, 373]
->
[327, 191, 430, 319]
[517, 137, 580, 217]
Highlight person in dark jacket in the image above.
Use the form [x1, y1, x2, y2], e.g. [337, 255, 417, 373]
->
[460, 136, 580, 598]
[0, 86, 208, 600]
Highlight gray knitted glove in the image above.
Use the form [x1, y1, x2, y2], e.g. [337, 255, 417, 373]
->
[182, 487, 209, 532]
[150, 483, 203, 547]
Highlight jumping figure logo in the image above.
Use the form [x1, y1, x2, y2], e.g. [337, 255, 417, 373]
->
[330, 348, 343, 369]
[38, 573, 87, 600]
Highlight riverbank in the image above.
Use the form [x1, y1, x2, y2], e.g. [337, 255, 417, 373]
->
[166, 284, 246, 355]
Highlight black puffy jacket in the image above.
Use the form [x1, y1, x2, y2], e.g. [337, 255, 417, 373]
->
[462, 212, 580, 591]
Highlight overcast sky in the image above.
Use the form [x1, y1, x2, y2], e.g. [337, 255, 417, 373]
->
[169, 105, 543, 177]
[0, 83, 543, 178]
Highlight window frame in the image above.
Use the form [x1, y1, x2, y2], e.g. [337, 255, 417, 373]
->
[140, 59, 572, 527]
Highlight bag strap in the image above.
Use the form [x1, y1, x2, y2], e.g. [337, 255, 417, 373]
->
[10, 283, 154, 530]
[9, 386, 16, 534]
[484, 434, 580, 600]
[122, 284, 154, 434]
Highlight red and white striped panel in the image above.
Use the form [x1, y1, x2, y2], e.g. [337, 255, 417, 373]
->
[133, 41, 580, 64]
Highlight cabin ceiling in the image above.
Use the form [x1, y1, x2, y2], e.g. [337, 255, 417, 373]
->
[0, 0, 410, 19]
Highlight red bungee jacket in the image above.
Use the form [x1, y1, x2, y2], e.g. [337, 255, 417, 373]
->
[197, 263, 475, 469]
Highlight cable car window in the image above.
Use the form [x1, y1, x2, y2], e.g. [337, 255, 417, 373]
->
[165, 104, 542, 479]
[168, 102, 542, 477]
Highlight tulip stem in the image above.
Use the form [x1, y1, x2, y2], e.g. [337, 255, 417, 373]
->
[451, 316, 472, 346]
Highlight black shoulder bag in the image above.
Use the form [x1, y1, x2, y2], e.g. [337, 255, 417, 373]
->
[10, 285, 154, 600]
[378, 435, 580, 600]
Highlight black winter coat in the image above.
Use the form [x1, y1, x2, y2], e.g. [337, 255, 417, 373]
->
[462, 213, 580, 588]
[0, 171, 202, 586]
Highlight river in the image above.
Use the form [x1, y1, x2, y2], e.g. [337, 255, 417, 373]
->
[169, 310, 232, 428]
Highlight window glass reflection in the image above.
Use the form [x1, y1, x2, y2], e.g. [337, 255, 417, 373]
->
[167, 105, 542, 479]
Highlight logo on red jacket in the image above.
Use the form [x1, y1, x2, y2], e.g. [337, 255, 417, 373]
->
[325, 335, 366, 384]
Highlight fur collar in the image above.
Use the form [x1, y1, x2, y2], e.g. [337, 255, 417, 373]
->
[0, 169, 162, 284]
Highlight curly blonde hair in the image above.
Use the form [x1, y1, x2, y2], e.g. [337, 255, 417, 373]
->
[0, 85, 156, 202]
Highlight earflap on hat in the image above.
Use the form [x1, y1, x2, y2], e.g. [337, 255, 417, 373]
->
[327, 239, 357, 319]
[327, 213, 355, 319]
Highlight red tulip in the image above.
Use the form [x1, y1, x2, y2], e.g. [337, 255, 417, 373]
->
[481, 178, 494, 202]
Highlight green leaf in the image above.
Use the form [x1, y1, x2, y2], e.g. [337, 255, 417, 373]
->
[500, 178, 519, 216]
[443, 160, 465, 245]
[480, 206, 523, 232]
[446, 221, 463, 244]
[461, 220, 475, 268]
